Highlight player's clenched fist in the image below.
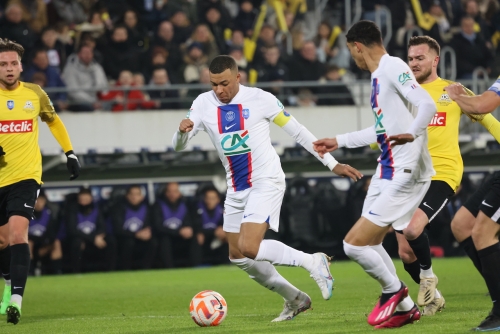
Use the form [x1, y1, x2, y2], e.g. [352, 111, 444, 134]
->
[179, 119, 194, 133]
[313, 138, 338, 158]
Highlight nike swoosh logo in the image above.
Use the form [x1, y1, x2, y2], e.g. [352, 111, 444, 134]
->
[243, 214, 253, 218]
[225, 124, 236, 130]
[423, 202, 433, 210]
[482, 200, 494, 208]
[13, 286, 22, 289]
[368, 211, 380, 216]
[213, 295, 223, 310]
[24, 203, 33, 208]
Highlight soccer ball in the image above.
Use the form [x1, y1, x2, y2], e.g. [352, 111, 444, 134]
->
[189, 290, 227, 327]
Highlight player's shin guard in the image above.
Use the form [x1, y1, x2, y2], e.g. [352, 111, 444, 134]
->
[344, 242, 400, 293]
[230, 257, 300, 301]
[10, 244, 30, 306]
[477, 242, 500, 316]
[403, 260, 421, 284]
[460, 237, 483, 274]
[254, 239, 313, 271]
[0, 245, 11, 282]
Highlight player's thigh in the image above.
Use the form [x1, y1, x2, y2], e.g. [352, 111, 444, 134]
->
[223, 188, 249, 234]
[241, 183, 285, 233]
[451, 206, 476, 242]
[344, 216, 391, 246]
[472, 178, 500, 249]
[0, 224, 8, 248]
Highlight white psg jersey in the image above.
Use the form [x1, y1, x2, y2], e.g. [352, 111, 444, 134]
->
[173, 85, 336, 192]
[369, 54, 434, 181]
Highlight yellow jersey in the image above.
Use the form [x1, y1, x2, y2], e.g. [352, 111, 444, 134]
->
[421, 77, 500, 191]
[0, 82, 57, 187]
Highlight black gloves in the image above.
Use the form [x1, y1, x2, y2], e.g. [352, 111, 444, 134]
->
[65, 150, 81, 180]
[0, 146, 5, 156]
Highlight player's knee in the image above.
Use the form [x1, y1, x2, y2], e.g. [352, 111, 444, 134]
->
[402, 225, 422, 241]
[343, 241, 363, 260]
[451, 218, 471, 242]
[471, 223, 485, 247]
[238, 239, 259, 260]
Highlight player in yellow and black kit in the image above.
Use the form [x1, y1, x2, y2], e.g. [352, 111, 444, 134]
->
[367, 36, 500, 328]
[0, 38, 80, 325]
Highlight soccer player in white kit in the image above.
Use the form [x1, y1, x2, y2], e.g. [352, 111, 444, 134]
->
[173, 55, 363, 322]
[313, 21, 437, 329]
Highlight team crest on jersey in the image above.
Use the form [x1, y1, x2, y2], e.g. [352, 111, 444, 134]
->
[23, 100, 35, 113]
[398, 72, 412, 85]
[277, 99, 284, 110]
[6, 100, 14, 110]
[242, 108, 250, 119]
[225, 110, 236, 122]
[220, 130, 250, 156]
[437, 93, 452, 106]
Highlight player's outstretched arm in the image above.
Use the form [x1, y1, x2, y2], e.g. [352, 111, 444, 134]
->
[445, 83, 500, 114]
[46, 116, 80, 180]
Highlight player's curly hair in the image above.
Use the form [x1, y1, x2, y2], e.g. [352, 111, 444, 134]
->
[209, 55, 238, 74]
[346, 20, 382, 47]
[0, 38, 24, 59]
[408, 36, 440, 56]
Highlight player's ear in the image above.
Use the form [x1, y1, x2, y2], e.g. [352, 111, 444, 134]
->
[434, 55, 440, 67]
[236, 72, 241, 84]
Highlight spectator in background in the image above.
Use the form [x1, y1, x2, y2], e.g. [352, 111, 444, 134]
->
[170, 10, 193, 45]
[255, 45, 289, 91]
[197, 0, 232, 27]
[152, 183, 202, 268]
[464, 0, 491, 41]
[77, 11, 107, 41]
[152, 21, 183, 77]
[229, 45, 247, 70]
[183, 42, 209, 83]
[30, 72, 47, 87]
[101, 25, 142, 80]
[7, 0, 47, 33]
[147, 46, 180, 83]
[49, 0, 87, 26]
[0, 4, 37, 52]
[79, 34, 103, 65]
[227, 29, 245, 50]
[317, 65, 355, 106]
[239, 69, 248, 85]
[204, 6, 228, 55]
[118, 9, 147, 51]
[314, 21, 335, 63]
[186, 24, 220, 62]
[35, 27, 69, 72]
[289, 40, 326, 83]
[195, 187, 227, 265]
[66, 188, 115, 273]
[28, 191, 63, 275]
[24, 49, 67, 111]
[234, 0, 257, 37]
[62, 44, 108, 112]
[110, 185, 157, 270]
[148, 67, 180, 110]
[451, 16, 493, 79]
[253, 24, 277, 67]
[100, 70, 156, 112]
[184, 66, 210, 107]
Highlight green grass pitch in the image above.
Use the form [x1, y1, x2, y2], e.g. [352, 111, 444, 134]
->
[0, 257, 490, 333]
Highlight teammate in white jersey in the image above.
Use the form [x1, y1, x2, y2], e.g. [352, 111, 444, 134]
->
[173, 55, 362, 322]
[444, 80, 500, 331]
[314, 21, 437, 329]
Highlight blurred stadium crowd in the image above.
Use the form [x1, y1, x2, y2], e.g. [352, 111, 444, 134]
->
[1, 0, 499, 111]
[30, 171, 484, 275]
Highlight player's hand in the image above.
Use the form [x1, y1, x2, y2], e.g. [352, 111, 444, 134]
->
[313, 138, 338, 158]
[385, 133, 414, 148]
[332, 163, 363, 182]
[444, 83, 467, 100]
[179, 226, 193, 239]
[179, 119, 194, 133]
[65, 150, 81, 180]
[0, 146, 5, 156]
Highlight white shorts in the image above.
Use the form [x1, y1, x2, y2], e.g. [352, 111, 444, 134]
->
[361, 174, 431, 231]
[223, 181, 285, 233]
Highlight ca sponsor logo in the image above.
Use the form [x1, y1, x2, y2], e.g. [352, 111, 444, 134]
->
[429, 112, 446, 126]
[398, 72, 412, 85]
[220, 130, 250, 156]
[0, 120, 33, 133]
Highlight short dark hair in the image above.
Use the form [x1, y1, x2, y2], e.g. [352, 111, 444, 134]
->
[209, 55, 237, 74]
[346, 20, 383, 47]
[127, 185, 142, 195]
[408, 36, 440, 56]
[78, 187, 92, 197]
[0, 38, 24, 59]
[32, 48, 47, 59]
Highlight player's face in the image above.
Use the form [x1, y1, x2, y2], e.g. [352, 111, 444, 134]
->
[210, 69, 241, 104]
[408, 44, 438, 83]
[347, 42, 368, 71]
[0, 51, 22, 89]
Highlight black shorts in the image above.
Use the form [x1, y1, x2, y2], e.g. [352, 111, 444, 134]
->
[0, 179, 40, 226]
[463, 171, 500, 223]
[419, 180, 455, 222]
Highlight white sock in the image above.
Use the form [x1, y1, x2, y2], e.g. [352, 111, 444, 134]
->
[396, 296, 414, 312]
[420, 267, 434, 278]
[10, 294, 21, 307]
[343, 241, 400, 293]
[4, 279, 10, 286]
[230, 257, 300, 301]
[254, 239, 314, 271]
[371, 244, 397, 277]
[435, 289, 441, 298]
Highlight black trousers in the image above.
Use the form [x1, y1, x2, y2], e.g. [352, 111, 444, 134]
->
[70, 236, 117, 273]
[158, 235, 202, 268]
[116, 236, 158, 270]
